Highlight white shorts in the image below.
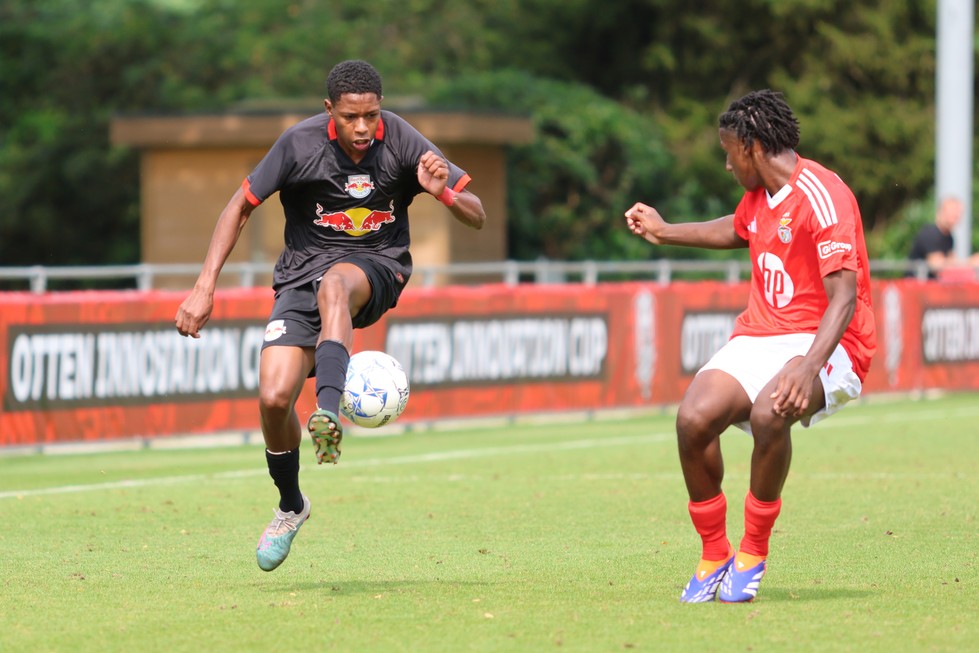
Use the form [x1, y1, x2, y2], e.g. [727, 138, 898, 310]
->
[698, 334, 862, 433]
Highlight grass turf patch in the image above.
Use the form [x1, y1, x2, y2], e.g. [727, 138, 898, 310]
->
[1, 394, 976, 652]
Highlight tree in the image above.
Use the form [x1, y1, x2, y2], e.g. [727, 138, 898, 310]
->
[0, 0, 965, 267]
[428, 71, 680, 261]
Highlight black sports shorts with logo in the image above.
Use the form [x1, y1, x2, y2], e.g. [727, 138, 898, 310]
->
[260, 253, 406, 352]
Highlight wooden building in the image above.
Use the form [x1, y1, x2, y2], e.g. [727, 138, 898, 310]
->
[110, 104, 533, 287]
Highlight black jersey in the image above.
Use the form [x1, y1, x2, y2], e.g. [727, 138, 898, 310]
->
[243, 110, 471, 292]
[909, 223, 954, 261]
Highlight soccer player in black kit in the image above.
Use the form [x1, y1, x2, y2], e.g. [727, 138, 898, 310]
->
[175, 60, 486, 571]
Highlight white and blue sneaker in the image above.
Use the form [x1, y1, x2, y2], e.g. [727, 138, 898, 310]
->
[256, 495, 310, 571]
[718, 555, 766, 603]
[680, 555, 734, 603]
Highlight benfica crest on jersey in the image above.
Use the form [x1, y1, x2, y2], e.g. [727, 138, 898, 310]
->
[344, 175, 375, 199]
[777, 213, 793, 244]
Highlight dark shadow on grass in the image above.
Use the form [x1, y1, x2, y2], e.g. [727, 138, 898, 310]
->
[257, 579, 497, 595]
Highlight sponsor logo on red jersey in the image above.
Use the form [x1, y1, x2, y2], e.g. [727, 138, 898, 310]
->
[817, 239, 853, 259]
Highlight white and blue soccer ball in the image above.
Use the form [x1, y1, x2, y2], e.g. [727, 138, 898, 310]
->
[340, 350, 410, 428]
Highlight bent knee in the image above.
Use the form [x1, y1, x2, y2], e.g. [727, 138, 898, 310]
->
[676, 402, 726, 444]
[748, 403, 793, 440]
[316, 273, 350, 302]
[676, 405, 704, 438]
[259, 385, 295, 416]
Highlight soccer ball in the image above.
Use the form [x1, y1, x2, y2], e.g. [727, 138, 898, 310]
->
[340, 350, 410, 428]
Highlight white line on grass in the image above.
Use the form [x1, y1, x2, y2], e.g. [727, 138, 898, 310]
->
[346, 470, 965, 484]
[4, 399, 978, 501]
[0, 432, 673, 500]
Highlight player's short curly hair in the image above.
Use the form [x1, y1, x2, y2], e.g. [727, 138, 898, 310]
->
[719, 89, 800, 154]
[326, 60, 383, 103]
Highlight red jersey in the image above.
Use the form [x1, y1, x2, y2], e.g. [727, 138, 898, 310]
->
[731, 156, 876, 381]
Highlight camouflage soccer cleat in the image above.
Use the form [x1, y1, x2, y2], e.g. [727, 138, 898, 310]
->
[256, 494, 311, 572]
[680, 555, 734, 603]
[307, 408, 343, 465]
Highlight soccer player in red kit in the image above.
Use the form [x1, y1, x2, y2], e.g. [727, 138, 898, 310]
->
[625, 90, 876, 603]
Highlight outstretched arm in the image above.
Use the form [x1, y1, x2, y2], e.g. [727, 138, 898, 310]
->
[417, 150, 486, 230]
[175, 186, 256, 338]
[625, 202, 746, 249]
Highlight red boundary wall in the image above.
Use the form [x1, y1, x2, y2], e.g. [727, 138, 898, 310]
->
[2, 279, 978, 446]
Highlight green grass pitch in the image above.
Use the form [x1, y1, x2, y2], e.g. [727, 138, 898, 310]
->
[1, 393, 976, 652]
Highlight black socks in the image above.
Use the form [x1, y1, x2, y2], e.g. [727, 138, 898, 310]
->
[314, 339, 350, 414]
[266, 448, 303, 514]
[265, 341, 348, 513]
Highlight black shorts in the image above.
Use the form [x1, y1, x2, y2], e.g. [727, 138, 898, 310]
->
[261, 253, 405, 351]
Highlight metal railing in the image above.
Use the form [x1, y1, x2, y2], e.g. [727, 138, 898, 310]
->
[0, 259, 958, 293]
[0, 263, 260, 293]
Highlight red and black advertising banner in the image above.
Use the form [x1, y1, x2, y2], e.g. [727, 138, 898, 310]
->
[0, 289, 281, 447]
[3, 279, 979, 446]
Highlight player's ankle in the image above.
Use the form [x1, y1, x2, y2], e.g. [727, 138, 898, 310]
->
[734, 551, 766, 568]
[694, 545, 734, 578]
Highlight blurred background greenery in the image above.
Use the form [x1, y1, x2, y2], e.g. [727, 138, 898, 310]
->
[0, 0, 970, 267]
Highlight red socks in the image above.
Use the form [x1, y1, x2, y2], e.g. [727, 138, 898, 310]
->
[688, 493, 731, 561]
[739, 491, 782, 557]
[688, 491, 783, 573]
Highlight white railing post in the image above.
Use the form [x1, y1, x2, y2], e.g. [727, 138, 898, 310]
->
[30, 266, 46, 294]
[137, 264, 153, 291]
[504, 260, 519, 286]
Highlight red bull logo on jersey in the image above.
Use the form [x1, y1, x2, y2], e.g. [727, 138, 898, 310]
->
[314, 203, 396, 236]
[344, 175, 375, 199]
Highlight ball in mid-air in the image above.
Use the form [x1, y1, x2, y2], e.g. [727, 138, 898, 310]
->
[340, 350, 410, 428]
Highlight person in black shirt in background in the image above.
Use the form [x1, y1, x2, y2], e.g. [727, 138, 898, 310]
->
[908, 196, 978, 279]
[175, 60, 486, 572]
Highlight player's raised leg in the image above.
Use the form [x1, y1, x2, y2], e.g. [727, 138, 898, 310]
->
[307, 263, 372, 464]
[676, 370, 751, 602]
[255, 345, 314, 571]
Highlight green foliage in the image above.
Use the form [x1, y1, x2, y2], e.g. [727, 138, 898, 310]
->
[428, 71, 685, 261]
[632, 0, 943, 241]
[866, 197, 935, 260]
[0, 109, 140, 266]
[769, 1, 938, 230]
[0, 0, 198, 266]
[0, 0, 968, 266]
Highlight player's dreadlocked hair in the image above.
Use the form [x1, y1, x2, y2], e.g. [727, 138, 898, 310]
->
[326, 60, 383, 103]
[719, 90, 800, 154]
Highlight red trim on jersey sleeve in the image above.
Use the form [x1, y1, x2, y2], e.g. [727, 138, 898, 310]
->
[241, 179, 262, 207]
[451, 173, 472, 193]
[375, 117, 385, 141]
